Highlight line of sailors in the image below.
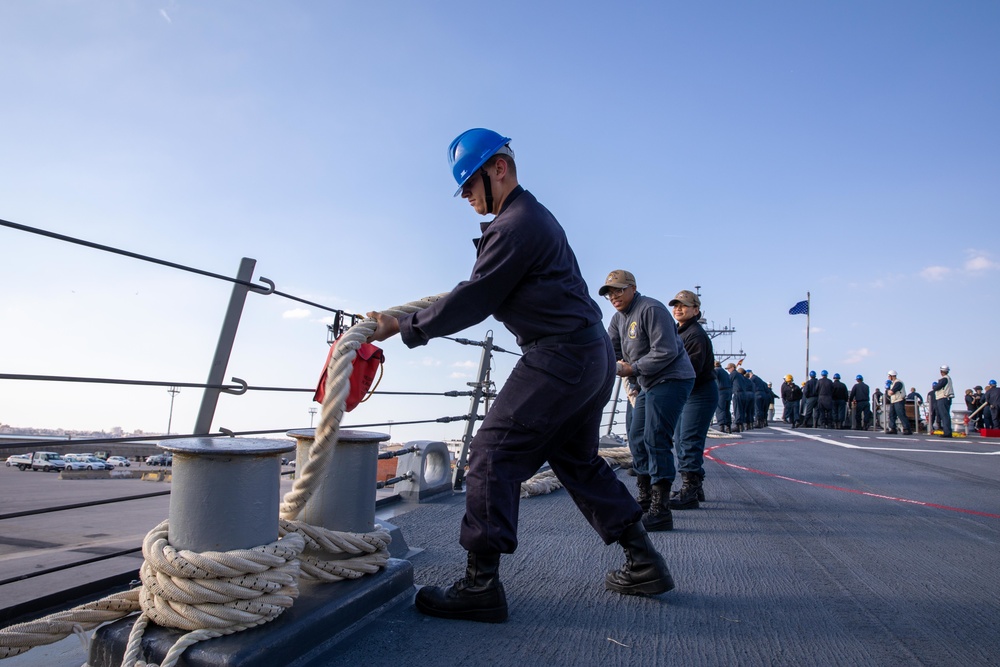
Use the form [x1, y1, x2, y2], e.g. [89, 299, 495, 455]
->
[782, 369, 866, 430]
[712, 361, 776, 433]
[718, 369, 886, 432]
[692, 357, 996, 436]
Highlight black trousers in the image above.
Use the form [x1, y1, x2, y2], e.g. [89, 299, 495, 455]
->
[459, 335, 641, 554]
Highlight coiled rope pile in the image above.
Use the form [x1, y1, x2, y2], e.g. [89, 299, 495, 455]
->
[0, 295, 445, 666]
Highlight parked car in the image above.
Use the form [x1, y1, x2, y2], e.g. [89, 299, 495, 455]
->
[63, 459, 92, 471]
[106, 456, 131, 467]
[82, 456, 113, 470]
[6, 454, 31, 468]
[146, 454, 172, 466]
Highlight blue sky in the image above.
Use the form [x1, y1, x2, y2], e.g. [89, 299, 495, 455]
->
[1, 2, 998, 442]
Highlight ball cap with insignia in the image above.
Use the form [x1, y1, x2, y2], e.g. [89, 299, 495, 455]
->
[668, 290, 701, 308]
[599, 269, 636, 296]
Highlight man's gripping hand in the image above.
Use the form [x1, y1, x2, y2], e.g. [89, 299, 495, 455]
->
[367, 311, 400, 343]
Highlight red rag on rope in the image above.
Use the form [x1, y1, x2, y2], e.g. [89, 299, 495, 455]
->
[313, 338, 385, 412]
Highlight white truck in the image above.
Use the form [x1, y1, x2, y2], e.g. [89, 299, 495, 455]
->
[27, 451, 67, 472]
[7, 453, 32, 470]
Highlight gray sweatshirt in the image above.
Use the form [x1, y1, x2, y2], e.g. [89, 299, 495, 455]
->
[608, 293, 694, 391]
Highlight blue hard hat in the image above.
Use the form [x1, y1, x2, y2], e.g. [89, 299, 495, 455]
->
[809, 370, 816, 377]
[991, 380, 998, 386]
[856, 375, 863, 381]
[821, 370, 828, 376]
[833, 373, 840, 379]
[448, 128, 513, 195]
[886, 380, 892, 388]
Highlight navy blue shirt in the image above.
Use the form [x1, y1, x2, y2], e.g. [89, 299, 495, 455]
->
[715, 367, 732, 392]
[677, 319, 716, 388]
[398, 187, 602, 348]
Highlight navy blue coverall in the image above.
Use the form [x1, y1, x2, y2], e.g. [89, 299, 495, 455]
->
[715, 366, 733, 428]
[397, 186, 641, 555]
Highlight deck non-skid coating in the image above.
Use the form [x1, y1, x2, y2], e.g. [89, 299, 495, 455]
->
[328, 428, 1000, 667]
[2, 428, 999, 666]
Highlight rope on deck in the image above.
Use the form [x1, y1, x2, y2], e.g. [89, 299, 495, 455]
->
[520, 429, 741, 498]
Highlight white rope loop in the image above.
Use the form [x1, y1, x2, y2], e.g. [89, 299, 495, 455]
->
[280, 519, 391, 582]
[135, 522, 304, 630]
[119, 521, 306, 667]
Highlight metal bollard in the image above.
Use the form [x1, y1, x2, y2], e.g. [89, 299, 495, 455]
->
[91, 433, 415, 667]
[952, 409, 970, 435]
[161, 437, 294, 552]
[288, 429, 389, 535]
[286, 428, 316, 480]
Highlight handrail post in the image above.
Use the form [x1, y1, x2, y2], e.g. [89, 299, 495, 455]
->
[606, 376, 622, 436]
[453, 333, 493, 490]
[194, 257, 256, 434]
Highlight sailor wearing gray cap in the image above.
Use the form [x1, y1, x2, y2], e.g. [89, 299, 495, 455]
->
[667, 290, 701, 308]
[598, 269, 637, 296]
[604, 271, 695, 532]
[668, 289, 717, 511]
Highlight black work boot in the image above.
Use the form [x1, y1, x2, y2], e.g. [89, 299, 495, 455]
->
[415, 551, 508, 623]
[635, 474, 652, 513]
[641, 481, 673, 531]
[668, 472, 702, 510]
[605, 521, 675, 596]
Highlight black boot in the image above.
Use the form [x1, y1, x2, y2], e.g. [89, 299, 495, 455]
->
[415, 551, 508, 623]
[635, 474, 652, 513]
[605, 521, 675, 596]
[668, 472, 701, 510]
[641, 481, 673, 531]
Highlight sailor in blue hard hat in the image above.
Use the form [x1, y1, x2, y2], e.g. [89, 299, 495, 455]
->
[368, 128, 673, 623]
[816, 368, 835, 428]
[800, 370, 820, 427]
[448, 128, 516, 217]
[831, 373, 849, 428]
[849, 374, 872, 430]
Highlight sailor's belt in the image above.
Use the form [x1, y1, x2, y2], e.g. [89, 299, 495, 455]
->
[520, 322, 604, 354]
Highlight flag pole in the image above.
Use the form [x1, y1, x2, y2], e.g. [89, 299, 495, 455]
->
[805, 291, 811, 382]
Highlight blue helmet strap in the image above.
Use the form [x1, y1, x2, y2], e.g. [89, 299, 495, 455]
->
[480, 168, 494, 214]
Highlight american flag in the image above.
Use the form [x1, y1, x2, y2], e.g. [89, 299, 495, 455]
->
[788, 300, 809, 315]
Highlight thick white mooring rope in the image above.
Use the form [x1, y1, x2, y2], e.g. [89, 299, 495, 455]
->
[0, 295, 444, 665]
[280, 294, 446, 520]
